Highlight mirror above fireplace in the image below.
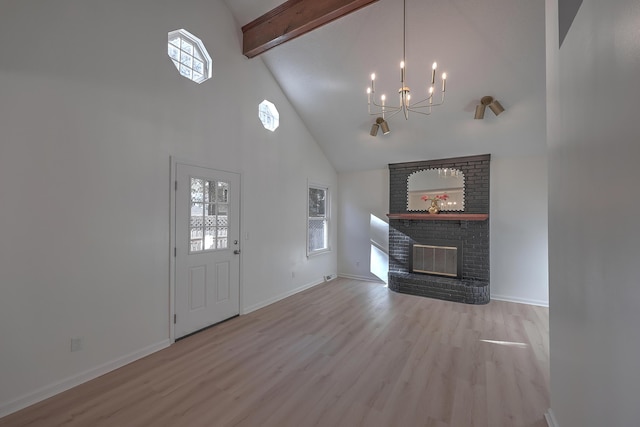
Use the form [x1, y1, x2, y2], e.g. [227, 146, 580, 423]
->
[407, 168, 465, 211]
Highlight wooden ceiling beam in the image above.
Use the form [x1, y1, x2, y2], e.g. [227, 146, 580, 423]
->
[242, 0, 378, 58]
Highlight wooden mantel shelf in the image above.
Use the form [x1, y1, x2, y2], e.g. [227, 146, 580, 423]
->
[387, 213, 489, 221]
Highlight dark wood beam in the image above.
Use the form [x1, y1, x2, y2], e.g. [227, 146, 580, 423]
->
[242, 0, 378, 58]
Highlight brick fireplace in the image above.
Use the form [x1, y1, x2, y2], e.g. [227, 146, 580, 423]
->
[388, 155, 490, 304]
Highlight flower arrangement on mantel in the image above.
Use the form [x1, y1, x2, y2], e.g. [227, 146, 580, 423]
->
[421, 193, 449, 214]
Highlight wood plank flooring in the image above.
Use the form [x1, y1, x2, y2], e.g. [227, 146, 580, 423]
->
[0, 279, 549, 427]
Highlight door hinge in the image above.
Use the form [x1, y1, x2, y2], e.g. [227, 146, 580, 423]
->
[174, 314, 177, 324]
[175, 180, 178, 191]
[174, 247, 177, 257]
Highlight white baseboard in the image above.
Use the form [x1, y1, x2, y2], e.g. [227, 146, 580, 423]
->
[337, 273, 386, 284]
[0, 339, 171, 419]
[491, 293, 549, 307]
[241, 277, 327, 315]
[545, 409, 559, 427]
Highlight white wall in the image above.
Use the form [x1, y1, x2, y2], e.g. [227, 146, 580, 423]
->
[546, 0, 640, 425]
[239, 75, 338, 311]
[491, 155, 549, 306]
[0, 0, 336, 415]
[338, 160, 549, 306]
[337, 169, 389, 282]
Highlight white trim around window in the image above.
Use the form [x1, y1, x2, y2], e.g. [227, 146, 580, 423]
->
[307, 182, 331, 257]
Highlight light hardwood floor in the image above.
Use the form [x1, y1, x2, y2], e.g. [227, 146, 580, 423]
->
[0, 279, 549, 427]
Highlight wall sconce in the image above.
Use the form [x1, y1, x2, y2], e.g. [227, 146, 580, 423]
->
[474, 96, 505, 119]
[370, 117, 391, 136]
[370, 121, 379, 136]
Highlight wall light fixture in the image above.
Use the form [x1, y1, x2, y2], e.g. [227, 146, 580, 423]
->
[474, 96, 505, 119]
[370, 117, 391, 137]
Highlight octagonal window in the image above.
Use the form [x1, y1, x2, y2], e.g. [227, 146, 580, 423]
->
[168, 29, 212, 84]
[258, 100, 279, 131]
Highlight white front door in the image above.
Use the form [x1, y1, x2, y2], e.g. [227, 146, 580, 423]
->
[175, 163, 240, 339]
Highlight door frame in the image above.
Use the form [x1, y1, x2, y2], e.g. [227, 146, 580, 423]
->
[169, 157, 243, 342]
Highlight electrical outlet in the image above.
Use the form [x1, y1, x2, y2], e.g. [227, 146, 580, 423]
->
[70, 337, 83, 352]
[291, 271, 295, 278]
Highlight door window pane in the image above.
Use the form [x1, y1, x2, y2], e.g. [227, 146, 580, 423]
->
[204, 227, 216, 250]
[191, 179, 204, 202]
[217, 182, 229, 203]
[190, 240, 203, 252]
[190, 177, 230, 253]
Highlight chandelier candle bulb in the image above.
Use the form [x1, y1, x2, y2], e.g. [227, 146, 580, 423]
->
[371, 73, 375, 92]
[442, 73, 447, 92]
[431, 62, 437, 84]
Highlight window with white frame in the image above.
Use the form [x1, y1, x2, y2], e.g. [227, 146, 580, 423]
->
[167, 29, 212, 84]
[308, 184, 330, 255]
[258, 100, 279, 131]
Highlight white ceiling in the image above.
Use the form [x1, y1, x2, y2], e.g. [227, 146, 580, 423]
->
[224, 0, 547, 172]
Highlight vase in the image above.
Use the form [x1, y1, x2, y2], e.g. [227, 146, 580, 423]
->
[428, 199, 440, 214]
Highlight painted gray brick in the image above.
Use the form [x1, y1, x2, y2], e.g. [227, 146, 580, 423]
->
[388, 154, 491, 304]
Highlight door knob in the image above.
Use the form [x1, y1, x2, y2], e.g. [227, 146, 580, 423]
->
[234, 249, 241, 255]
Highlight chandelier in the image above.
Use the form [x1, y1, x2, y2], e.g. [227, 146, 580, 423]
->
[366, 0, 448, 125]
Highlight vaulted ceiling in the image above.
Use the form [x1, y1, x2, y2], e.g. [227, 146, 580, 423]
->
[224, 0, 547, 172]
